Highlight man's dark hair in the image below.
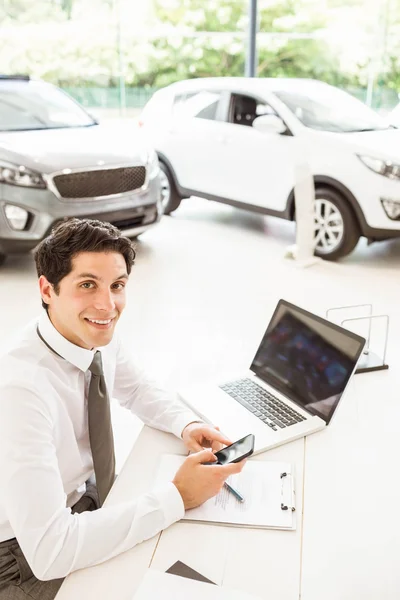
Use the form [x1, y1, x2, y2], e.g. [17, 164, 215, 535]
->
[34, 218, 136, 310]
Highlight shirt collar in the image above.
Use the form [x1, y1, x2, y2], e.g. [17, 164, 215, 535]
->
[37, 311, 95, 372]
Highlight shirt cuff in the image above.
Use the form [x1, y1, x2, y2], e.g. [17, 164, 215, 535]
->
[156, 481, 185, 528]
[171, 411, 204, 440]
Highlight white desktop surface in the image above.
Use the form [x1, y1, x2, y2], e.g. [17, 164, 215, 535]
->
[56, 428, 304, 600]
[301, 369, 400, 600]
[56, 370, 397, 600]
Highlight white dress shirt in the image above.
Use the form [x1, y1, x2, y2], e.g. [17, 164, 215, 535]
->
[0, 312, 199, 580]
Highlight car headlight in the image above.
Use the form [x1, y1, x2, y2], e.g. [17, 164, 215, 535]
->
[147, 149, 159, 179]
[0, 161, 46, 189]
[357, 155, 400, 180]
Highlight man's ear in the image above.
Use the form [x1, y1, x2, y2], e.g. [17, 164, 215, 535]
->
[39, 275, 54, 307]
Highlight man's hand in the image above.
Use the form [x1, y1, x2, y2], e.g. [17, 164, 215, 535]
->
[181, 422, 232, 453]
[172, 449, 247, 510]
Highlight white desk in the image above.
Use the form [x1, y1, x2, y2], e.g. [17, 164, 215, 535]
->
[56, 429, 304, 600]
[57, 369, 398, 600]
[301, 369, 400, 600]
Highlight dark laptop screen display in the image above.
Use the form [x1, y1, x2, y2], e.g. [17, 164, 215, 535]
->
[251, 302, 365, 423]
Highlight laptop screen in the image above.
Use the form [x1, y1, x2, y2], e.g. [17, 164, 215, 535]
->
[251, 300, 365, 424]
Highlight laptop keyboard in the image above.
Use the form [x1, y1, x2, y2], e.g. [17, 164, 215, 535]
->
[219, 378, 306, 432]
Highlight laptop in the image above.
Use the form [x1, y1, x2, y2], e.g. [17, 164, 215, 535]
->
[181, 299, 366, 455]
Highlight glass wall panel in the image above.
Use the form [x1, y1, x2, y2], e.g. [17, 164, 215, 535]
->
[0, 0, 398, 120]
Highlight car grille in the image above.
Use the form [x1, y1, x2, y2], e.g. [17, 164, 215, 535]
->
[52, 166, 146, 199]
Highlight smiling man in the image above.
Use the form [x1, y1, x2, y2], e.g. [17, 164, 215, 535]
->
[41, 250, 128, 349]
[0, 219, 245, 600]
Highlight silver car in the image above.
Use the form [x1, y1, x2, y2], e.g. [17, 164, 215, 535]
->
[0, 75, 162, 264]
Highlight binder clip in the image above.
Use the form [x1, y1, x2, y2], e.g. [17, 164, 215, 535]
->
[326, 304, 389, 374]
[280, 472, 295, 512]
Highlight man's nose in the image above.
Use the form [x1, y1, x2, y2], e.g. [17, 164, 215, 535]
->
[93, 289, 115, 312]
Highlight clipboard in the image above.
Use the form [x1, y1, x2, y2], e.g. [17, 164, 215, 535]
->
[154, 455, 296, 530]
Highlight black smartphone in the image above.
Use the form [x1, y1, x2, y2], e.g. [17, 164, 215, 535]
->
[212, 434, 255, 465]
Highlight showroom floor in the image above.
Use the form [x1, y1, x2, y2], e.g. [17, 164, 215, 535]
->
[1, 198, 399, 469]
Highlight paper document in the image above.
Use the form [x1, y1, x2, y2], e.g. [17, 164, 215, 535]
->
[132, 569, 264, 600]
[154, 454, 296, 530]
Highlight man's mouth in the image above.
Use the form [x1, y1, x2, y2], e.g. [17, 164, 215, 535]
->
[84, 317, 115, 329]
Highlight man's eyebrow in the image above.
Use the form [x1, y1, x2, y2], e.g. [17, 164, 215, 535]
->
[74, 272, 129, 281]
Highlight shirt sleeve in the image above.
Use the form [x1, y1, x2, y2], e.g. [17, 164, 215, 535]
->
[0, 386, 184, 581]
[112, 338, 202, 439]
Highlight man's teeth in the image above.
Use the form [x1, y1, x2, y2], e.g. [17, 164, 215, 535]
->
[87, 319, 112, 325]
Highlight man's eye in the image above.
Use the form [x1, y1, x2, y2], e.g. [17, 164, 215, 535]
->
[112, 283, 125, 290]
[81, 282, 94, 289]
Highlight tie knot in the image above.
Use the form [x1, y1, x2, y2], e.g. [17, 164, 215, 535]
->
[89, 351, 103, 377]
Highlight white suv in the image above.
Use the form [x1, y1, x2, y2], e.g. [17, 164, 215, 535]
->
[140, 77, 400, 260]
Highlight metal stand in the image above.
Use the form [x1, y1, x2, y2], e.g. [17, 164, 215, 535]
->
[326, 304, 389, 374]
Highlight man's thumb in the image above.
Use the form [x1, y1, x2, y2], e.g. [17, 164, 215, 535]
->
[193, 449, 216, 464]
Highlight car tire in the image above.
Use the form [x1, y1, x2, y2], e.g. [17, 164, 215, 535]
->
[313, 187, 360, 261]
[0, 253, 7, 267]
[159, 162, 182, 215]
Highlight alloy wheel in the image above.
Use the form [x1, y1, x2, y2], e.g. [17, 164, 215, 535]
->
[314, 198, 344, 255]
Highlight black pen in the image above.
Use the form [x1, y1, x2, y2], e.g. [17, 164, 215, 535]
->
[224, 481, 245, 503]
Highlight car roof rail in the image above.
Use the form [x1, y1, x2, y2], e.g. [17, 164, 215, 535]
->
[0, 74, 30, 81]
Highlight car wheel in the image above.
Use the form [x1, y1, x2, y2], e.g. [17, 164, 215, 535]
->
[313, 188, 360, 260]
[0, 253, 6, 266]
[159, 162, 182, 215]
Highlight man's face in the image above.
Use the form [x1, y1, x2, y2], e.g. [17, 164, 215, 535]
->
[39, 251, 128, 349]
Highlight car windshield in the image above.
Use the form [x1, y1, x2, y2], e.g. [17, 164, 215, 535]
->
[274, 85, 390, 133]
[0, 80, 96, 131]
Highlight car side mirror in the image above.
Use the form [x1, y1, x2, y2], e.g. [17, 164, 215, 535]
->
[252, 114, 287, 135]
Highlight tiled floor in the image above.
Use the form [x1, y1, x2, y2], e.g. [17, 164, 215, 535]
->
[1, 198, 400, 469]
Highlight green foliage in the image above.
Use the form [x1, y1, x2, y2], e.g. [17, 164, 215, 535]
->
[146, 0, 359, 87]
[155, 0, 247, 32]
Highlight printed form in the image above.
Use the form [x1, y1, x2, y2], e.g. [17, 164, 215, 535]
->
[154, 454, 296, 530]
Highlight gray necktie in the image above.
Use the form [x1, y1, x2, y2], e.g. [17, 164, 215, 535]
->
[88, 351, 116, 506]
